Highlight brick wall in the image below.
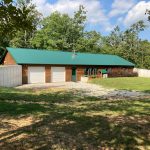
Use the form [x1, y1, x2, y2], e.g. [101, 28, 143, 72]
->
[22, 65, 28, 84]
[21, 65, 134, 84]
[3, 52, 16, 65]
[66, 66, 72, 81]
[109, 67, 134, 77]
[77, 67, 84, 81]
[45, 66, 51, 83]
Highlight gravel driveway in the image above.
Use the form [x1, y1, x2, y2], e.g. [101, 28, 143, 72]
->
[16, 82, 150, 99]
[65, 82, 150, 99]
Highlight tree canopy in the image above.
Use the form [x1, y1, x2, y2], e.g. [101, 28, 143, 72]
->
[0, 2, 150, 69]
[0, 0, 41, 47]
[31, 5, 87, 51]
[146, 9, 150, 21]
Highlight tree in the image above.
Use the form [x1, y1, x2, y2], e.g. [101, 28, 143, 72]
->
[121, 21, 146, 63]
[145, 9, 150, 21]
[9, 0, 41, 48]
[138, 40, 150, 69]
[31, 5, 87, 51]
[31, 12, 72, 50]
[103, 20, 149, 68]
[0, 0, 40, 47]
[9, 30, 34, 48]
[0, 47, 7, 63]
[106, 26, 123, 55]
[69, 5, 86, 50]
[76, 31, 102, 53]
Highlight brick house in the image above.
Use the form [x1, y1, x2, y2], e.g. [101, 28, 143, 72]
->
[2, 47, 135, 84]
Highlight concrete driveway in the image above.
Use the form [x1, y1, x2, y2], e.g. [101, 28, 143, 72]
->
[16, 82, 150, 99]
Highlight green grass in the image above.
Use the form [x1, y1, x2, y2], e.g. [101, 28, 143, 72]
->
[90, 77, 150, 92]
[0, 87, 150, 149]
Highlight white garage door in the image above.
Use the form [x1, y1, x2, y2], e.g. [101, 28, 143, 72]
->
[51, 67, 65, 82]
[28, 67, 45, 84]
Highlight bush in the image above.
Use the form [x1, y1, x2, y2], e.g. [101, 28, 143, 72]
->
[108, 72, 138, 77]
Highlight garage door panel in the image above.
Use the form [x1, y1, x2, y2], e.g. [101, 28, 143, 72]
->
[51, 67, 65, 82]
[28, 67, 45, 84]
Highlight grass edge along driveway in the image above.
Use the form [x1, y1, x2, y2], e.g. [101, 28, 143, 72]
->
[90, 77, 150, 93]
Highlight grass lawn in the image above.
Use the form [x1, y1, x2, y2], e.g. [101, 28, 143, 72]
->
[90, 77, 150, 92]
[0, 87, 150, 149]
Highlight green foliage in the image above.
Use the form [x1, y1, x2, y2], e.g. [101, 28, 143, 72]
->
[106, 21, 150, 69]
[31, 6, 103, 53]
[31, 6, 87, 51]
[76, 31, 103, 53]
[139, 40, 150, 69]
[0, 0, 41, 47]
[31, 12, 72, 50]
[0, 3, 150, 69]
[9, 30, 32, 48]
[9, 1, 41, 48]
[146, 9, 150, 21]
[106, 26, 123, 55]
[0, 47, 7, 63]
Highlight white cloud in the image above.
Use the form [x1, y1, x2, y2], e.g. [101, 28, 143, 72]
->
[109, 0, 135, 17]
[32, 0, 113, 32]
[124, 1, 150, 26]
[117, 17, 124, 24]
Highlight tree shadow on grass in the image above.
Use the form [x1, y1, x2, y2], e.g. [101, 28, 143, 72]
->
[0, 101, 47, 116]
[82, 98, 150, 116]
[0, 88, 75, 104]
[143, 90, 150, 94]
[0, 88, 150, 150]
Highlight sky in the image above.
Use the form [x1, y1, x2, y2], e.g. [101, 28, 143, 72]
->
[32, 0, 150, 41]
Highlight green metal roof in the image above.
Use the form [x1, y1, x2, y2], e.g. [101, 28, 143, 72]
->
[6, 47, 135, 66]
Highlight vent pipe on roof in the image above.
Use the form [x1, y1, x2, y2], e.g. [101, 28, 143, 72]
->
[72, 49, 77, 59]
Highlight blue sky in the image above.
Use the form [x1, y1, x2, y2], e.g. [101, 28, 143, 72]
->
[33, 0, 150, 40]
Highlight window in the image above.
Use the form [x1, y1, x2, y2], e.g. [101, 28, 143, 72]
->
[93, 68, 97, 75]
[87, 68, 92, 76]
[84, 68, 99, 76]
[84, 68, 88, 76]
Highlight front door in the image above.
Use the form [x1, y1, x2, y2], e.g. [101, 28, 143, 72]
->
[72, 67, 76, 82]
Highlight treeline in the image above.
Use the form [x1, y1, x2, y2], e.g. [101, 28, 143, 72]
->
[0, 0, 150, 69]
